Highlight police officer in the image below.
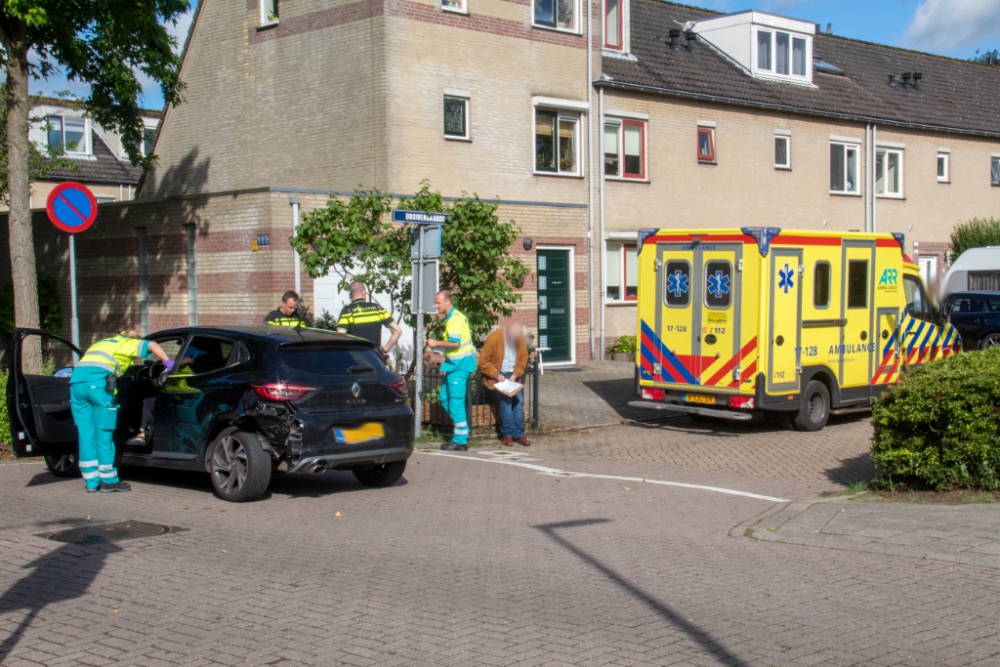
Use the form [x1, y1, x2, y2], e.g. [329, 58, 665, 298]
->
[336, 281, 402, 363]
[70, 329, 173, 493]
[264, 291, 304, 327]
[426, 291, 476, 451]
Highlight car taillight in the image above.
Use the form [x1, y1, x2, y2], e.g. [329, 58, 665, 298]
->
[253, 383, 317, 402]
[728, 396, 754, 409]
[641, 388, 665, 401]
[387, 376, 408, 398]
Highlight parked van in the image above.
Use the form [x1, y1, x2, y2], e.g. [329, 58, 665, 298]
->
[630, 228, 961, 431]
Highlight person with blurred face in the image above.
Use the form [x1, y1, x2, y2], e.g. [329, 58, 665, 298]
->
[479, 320, 530, 446]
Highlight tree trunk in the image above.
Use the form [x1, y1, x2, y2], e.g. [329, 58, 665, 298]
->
[5, 35, 42, 374]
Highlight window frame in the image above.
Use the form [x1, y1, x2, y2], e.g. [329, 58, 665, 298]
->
[603, 0, 625, 51]
[175, 335, 241, 377]
[534, 107, 582, 177]
[441, 0, 467, 14]
[937, 152, 949, 183]
[603, 118, 646, 180]
[663, 260, 692, 308]
[875, 148, 904, 198]
[992, 156, 1000, 186]
[260, 0, 278, 26]
[829, 141, 860, 195]
[774, 134, 791, 169]
[140, 126, 157, 157]
[753, 27, 811, 83]
[47, 115, 91, 156]
[697, 127, 716, 162]
[903, 275, 931, 321]
[532, 0, 580, 34]
[703, 260, 733, 310]
[605, 241, 638, 302]
[443, 95, 470, 141]
[846, 260, 868, 309]
[813, 261, 831, 309]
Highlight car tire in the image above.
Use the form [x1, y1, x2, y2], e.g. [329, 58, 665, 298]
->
[792, 380, 830, 432]
[208, 429, 271, 502]
[44, 454, 80, 478]
[353, 460, 406, 488]
[980, 333, 1000, 350]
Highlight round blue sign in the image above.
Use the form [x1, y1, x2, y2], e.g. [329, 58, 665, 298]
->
[46, 182, 98, 234]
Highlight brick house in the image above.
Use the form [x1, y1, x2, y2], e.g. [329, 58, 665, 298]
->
[5, 0, 1000, 367]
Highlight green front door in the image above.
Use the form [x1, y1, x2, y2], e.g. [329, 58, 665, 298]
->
[537, 249, 572, 363]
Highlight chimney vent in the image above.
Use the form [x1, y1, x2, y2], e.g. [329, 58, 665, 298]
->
[668, 29, 680, 51]
[826, 23, 832, 35]
[912, 72, 923, 89]
[685, 30, 696, 52]
[901, 72, 912, 87]
[888, 74, 896, 87]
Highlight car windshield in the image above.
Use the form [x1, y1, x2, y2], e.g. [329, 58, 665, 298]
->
[277, 344, 381, 376]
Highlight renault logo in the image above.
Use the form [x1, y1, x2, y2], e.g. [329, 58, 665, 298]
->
[351, 382, 361, 398]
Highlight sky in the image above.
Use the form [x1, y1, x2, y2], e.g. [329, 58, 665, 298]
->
[28, 0, 1000, 110]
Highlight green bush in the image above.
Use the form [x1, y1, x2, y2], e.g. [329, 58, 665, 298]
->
[950, 217, 1000, 259]
[606, 335, 637, 355]
[0, 369, 10, 446]
[871, 349, 1000, 490]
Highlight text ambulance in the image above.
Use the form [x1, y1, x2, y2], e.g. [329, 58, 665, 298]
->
[630, 228, 961, 431]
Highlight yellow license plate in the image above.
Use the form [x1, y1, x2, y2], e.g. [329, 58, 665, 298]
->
[684, 393, 715, 405]
[333, 422, 384, 444]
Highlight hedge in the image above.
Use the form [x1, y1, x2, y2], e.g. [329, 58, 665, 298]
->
[871, 349, 1000, 490]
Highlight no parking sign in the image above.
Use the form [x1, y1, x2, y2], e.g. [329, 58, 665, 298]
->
[46, 182, 98, 233]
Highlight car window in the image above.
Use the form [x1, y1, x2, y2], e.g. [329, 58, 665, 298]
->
[277, 344, 382, 376]
[985, 297, 1000, 313]
[951, 296, 984, 314]
[903, 275, 929, 320]
[847, 260, 868, 309]
[147, 337, 184, 365]
[179, 336, 235, 376]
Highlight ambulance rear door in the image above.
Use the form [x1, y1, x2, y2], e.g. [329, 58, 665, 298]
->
[697, 244, 743, 390]
[652, 243, 698, 386]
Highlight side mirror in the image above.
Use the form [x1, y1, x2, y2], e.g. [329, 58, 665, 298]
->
[53, 367, 73, 378]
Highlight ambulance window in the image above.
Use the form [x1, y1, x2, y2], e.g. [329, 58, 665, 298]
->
[664, 261, 691, 307]
[904, 276, 930, 320]
[813, 262, 831, 309]
[704, 261, 732, 309]
[847, 260, 868, 309]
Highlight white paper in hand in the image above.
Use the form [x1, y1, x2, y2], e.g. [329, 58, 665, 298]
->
[494, 380, 524, 396]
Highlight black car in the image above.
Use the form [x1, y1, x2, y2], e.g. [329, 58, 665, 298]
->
[943, 291, 1000, 350]
[7, 326, 414, 502]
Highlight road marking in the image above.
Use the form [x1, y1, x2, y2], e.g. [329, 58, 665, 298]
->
[422, 451, 787, 503]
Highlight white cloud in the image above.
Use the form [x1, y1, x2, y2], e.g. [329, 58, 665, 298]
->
[906, 0, 1000, 52]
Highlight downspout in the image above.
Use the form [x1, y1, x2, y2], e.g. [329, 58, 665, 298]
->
[587, 0, 595, 361]
[872, 124, 877, 234]
[289, 195, 302, 298]
[864, 123, 870, 233]
[599, 86, 607, 358]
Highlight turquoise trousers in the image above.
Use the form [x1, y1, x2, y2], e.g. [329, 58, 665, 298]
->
[439, 357, 476, 445]
[69, 381, 120, 490]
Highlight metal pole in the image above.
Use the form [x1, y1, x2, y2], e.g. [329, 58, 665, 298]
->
[872, 124, 878, 234]
[69, 234, 79, 356]
[586, 0, 595, 362]
[290, 196, 302, 297]
[598, 86, 607, 358]
[414, 225, 424, 439]
[532, 358, 540, 431]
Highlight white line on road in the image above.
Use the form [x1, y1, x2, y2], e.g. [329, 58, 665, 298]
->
[421, 451, 788, 503]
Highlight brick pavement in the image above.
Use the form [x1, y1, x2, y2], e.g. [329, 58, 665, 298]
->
[3, 441, 1000, 667]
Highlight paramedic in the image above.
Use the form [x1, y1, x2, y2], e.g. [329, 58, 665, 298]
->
[264, 291, 304, 327]
[336, 281, 403, 363]
[426, 291, 476, 451]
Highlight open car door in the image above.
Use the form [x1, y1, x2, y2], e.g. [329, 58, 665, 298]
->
[7, 328, 81, 461]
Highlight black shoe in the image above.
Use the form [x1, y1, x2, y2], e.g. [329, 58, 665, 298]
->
[440, 442, 468, 452]
[99, 481, 131, 493]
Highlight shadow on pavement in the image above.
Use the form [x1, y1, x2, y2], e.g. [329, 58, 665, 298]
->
[25, 472, 77, 487]
[824, 452, 878, 487]
[0, 541, 120, 664]
[621, 410, 870, 438]
[535, 518, 745, 667]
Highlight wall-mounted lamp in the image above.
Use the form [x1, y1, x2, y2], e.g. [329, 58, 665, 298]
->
[523, 237, 534, 251]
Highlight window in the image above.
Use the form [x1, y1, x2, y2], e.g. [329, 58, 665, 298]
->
[604, 0, 622, 50]
[442, 0, 466, 12]
[755, 28, 808, 80]
[179, 337, 235, 376]
[847, 260, 868, 309]
[444, 96, 469, 140]
[47, 116, 89, 155]
[534, 0, 576, 32]
[704, 261, 732, 309]
[141, 127, 157, 157]
[774, 135, 790, 169]
[261, 0, 278, 25]
[830, 142, 859, 194]
[697, 127, 715, 161]
[937, 152, 949, 182]
[903, 276, 931, 321]
[992, 156, 1000, 185]
[948, 295, 984, 315]
[606, 242, 637, 301]
[604, 119, 644, 178]
[278, 344, 382, 375]
[813, 262, 831, 308]
[95, 197, 115, 204]
[664, 260, 690, 307]
[876, 149, 903, 197]
[535, 109, 579, 175]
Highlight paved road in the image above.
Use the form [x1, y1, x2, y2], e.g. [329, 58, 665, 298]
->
[2, 417, 999, 667]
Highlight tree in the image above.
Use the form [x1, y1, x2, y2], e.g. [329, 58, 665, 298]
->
[971, 49, 1000, 66]
[950, 217, 1000, 259]
[0, 0, 189, 371]
[0, 88, 73, 203]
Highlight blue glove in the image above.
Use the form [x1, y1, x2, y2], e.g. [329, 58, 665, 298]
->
[163, 359, 174, 371]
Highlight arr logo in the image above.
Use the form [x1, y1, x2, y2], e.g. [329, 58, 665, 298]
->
[878, 268, 898, 286]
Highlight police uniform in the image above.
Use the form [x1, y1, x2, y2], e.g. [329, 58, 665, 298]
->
[70, 337, 150, 491]
[264, 309, 303, 327]
[337, 299, 394, 353]
[439, 307, 476, 446]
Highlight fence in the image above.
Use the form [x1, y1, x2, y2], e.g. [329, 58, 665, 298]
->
[408, 361, 540, 434]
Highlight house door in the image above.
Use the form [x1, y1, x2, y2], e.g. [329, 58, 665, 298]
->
[537, 249, 572, 363]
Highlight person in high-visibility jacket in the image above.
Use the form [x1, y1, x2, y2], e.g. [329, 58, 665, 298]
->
[427, 291, 476, 451]
[264, 290, 304, 327]
[70, 329, 173, 493]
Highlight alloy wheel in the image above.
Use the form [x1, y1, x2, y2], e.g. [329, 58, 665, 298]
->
[50, 454, 77, 473]
[982, 334, 1000, 349]
[212, 436, 248, 495]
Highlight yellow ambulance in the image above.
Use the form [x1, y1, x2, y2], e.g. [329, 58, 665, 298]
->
[630, 228, 961, 431]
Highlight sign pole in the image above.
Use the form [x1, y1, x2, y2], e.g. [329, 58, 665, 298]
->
[69, 234, 80, 354]
[414, 225, 424, 439]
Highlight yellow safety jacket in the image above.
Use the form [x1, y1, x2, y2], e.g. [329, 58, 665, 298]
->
[444, 308, 474, 361]
[76, 337, 147, 377]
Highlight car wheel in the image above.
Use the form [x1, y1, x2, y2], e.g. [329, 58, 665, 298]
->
[208, 430, 271, 502]
[353, 460, 407, 488]
[980, 333, 1000, 350]
[44, 454, 80, 478]
[792, 380, 830, 432]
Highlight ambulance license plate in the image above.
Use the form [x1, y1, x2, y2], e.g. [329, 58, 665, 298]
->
[684, 393, 715, 405]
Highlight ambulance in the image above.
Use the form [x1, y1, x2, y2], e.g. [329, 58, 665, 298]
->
[630, 228, 961, 431]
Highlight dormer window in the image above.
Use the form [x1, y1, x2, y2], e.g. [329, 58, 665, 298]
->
[755, 28, 808, 79]
[47, 116, 90, 156]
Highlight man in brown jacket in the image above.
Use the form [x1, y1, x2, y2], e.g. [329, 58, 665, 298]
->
[479, 321, 530, 446]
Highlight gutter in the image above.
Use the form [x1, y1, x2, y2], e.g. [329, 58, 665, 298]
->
[593, 80, 1000, 140]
